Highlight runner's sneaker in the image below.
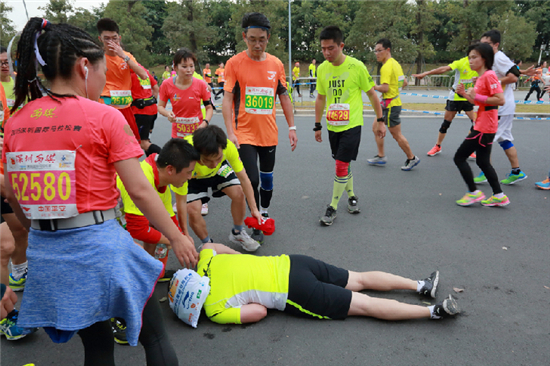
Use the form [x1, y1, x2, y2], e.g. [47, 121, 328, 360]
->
[0, 310, 38, 340]
[110, 318, 128, 345]
[367, 155, 387, 166]
[310, 94, 314, 98]
[9, 271, 27, 292]
[427, 145, 441, 156]
[535, 177, 550, 190]
[157, 269, 176, 283]
[320, 205, 337, 226]
[473, 172, 487, 184]
[418, 271, 439, 298]
[468, 152, 476, 160]
[347, 196, 360, 214]
[481, 195, 510, 207]
[201, 203, 209, 216]
[401, 156, 420, 171]
[251, 228, 264, 245]
[431, 295, 460, 319]
[229, 230, 260, 252]
[500, 171, 527, 185]
[172, 202, 178, 213]
[456, 191, 485, 206]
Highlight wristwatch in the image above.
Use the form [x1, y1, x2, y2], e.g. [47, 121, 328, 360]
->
[122, 55, 130, 63]
[377, 117, 385, 122]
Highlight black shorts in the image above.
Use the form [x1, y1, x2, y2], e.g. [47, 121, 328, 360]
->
[187, 160, 240, 204]
[134, 114, 157, 140]
[328, 126, 362, 162]
[382, 105, 402, 127]
[1, 195, 13, 223]
[445, 100, 474, 113]
[284, 255, 351, 320]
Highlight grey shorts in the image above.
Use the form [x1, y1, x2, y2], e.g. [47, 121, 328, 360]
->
[382, 105, 402, 128]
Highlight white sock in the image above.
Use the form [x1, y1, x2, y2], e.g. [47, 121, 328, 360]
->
[260, 207, 269, 215]
[428, 305, 439, 319]
[416, 280, 425, 292]
[11, 261, 28, 280]
[494, 192, 505, 198]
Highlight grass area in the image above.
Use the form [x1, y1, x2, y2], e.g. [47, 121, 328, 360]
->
[293, 101, 549, 113]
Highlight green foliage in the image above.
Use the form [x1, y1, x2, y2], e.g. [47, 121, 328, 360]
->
[104, 0, 154, 66]
[68, 5, 105, 40]
[142, 0, 171, 65]
[39, 0, 74, 24]
[0, 0, 16, 45]
[489, 10, 537, 61]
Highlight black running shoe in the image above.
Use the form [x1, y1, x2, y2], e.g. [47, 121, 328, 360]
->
[251, 228, 264, 245]
[320, 205, 337, 226]
[347, 196, 360, 214]
[419, 270, 439, 298]
[431, 295, 460, 319]
[110, 318, 128, 345]
[157, 269, 176, 283]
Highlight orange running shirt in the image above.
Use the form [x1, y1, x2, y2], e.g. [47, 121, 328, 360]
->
[100, 51, 137, 109]
[224, 51, 287, 146]
[2, 96, 143, 216]
[215, 68, 225, 83]
[203, 68, 212, 84]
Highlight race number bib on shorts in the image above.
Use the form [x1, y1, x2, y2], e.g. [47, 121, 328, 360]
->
[175, 117, 200, 138]
[326, 103, 350, 126]
[6, 150, 78, 219]
[245, 87, 274, 115]
[110, 90, 133, 107]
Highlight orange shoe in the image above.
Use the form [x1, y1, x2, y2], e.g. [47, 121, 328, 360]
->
[427, 145, 441, 156]
[469, 152, 476, 160]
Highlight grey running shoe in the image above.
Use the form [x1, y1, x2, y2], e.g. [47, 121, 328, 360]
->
[431, 295, 460, 319]
[251, 228, 264, 245]
[418, 271, 439, 298]
[229, 230, 260, 252]
[347, 196, 360, 214]
[401, 156, 420, 171]
[367, 155, 387, 166]
[320, 205, 337, 226]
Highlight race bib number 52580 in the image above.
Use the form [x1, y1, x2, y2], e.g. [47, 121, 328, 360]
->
[6, 150, 78, 219]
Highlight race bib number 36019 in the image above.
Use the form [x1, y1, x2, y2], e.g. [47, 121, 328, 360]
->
[6, 150, 78, 219]
[326, 103, 350, 126]
[245, 87, 274, 115]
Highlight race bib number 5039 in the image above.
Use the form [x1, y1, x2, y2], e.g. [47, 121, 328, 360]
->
[6, 150, 78, 219]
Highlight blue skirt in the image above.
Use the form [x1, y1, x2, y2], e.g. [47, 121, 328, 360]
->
[18, 219, 163, 346]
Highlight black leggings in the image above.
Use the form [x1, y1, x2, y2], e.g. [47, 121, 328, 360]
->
[454, 130, 502, 195]
[525, 84, 541, 101]
[238, 144, 276, 210]
[78, 292, 178, 366]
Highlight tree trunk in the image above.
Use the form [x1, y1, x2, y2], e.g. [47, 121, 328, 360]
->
[415, 0, 424, 86]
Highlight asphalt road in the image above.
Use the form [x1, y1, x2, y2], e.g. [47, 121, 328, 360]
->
[2, 109, 549, 366]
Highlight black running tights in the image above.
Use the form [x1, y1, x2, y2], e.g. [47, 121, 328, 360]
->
[454, 130, 502, 195]
[78, 292, 178, 366]
[239, 144, 277, 210]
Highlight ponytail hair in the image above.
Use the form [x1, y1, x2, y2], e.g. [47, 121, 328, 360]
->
[13, 17, 104, 112]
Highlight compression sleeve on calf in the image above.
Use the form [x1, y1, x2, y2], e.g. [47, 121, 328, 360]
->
[335, 160, 350, 177]
[125, 213, 163, 244]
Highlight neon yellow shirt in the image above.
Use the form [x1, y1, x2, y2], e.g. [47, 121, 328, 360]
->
[116, 154, 177, 216]
[1, 77, 21, 113]
[162, 71, 170, 80]
[197, 249, 290, 324]
[380, 58, 404, 108]
[448, 57, 478, 102]
[316, 55, 375, 132]
[171, 135, 244, 196]
[292, 66, 300, 81]
[309, 63, 316, 78]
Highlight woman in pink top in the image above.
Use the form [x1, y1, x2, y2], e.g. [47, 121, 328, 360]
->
[158, 48, 213, 139]
[454, 42, 508, 207]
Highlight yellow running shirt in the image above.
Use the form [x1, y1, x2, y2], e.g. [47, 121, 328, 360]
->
[380, 57, 404, 108]
[171, 135, 244, 196]
[448, 57, 478, 102]
[197, 249, 290, 324]
[316, 56, 375, 132]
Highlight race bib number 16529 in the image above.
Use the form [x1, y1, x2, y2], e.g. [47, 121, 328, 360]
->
[6, 150, 78, 219]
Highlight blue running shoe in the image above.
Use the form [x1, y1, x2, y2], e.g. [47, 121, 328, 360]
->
[535, 177, 550, 190]
[9, 271, 27, 292]
[0, 309, 38, 340]
[474, 172, 487, 184]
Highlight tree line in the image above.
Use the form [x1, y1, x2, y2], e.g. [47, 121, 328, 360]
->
[1, 0, 549, 74]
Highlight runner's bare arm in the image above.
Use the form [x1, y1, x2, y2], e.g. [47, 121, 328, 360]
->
[314, 93, 326, 143]
[116, 158, 198, 268]
[152, 84, 159, 99]
[374, 83, 389, 93]
[3, 164, 31, 230]
[240, 304, 268, 323]
[366, 88, 385, 139]
[107, 41, 148, 80]
[412, 65, 452, 79]
[157, 99, 176, 123]
[235, 169, 262, 223]
[222, 91, 239, 148]
[201, 242, 240, 255]
[279, 93, 297, 151]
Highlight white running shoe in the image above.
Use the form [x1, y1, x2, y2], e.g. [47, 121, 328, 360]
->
[201, 203, 209, 216]
[229, 230, 260, 252]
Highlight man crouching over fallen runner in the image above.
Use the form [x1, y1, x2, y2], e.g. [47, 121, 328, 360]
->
[174, 243, 460, 325]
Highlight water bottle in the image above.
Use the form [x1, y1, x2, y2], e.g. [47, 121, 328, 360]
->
[154, 244, 168, 259]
